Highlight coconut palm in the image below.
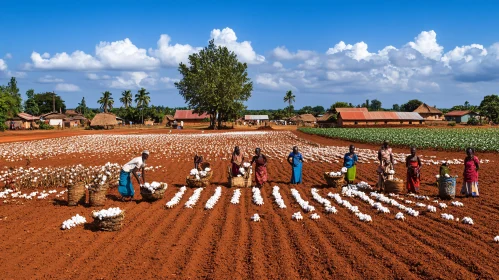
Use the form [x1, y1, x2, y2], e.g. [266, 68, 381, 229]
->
[120, 90, 133, 109]
[97, 91, 114, 113]
[283, 90, 296, 115]
[135, 87, 151, 124]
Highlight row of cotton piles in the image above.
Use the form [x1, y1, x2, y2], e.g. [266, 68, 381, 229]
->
[231, 189, 241, 204]
[272, 186, 286, 208]
[343, 185, 390, 213]
[165, 186, 187, 208]
[415, 203, 427, 208]
[371, 192, 419, 217]
[205, 187, 222, 209]
[92, 207, 122, 220]
[184, 188, 203, 208]
[328, 192, 373, 222]
[291, 188, 315, 212]
[407, 193, 430, 200]
[311, 188, 337, 214]
[141, 182, 167, 193]
[251, 213, 261, 222]
[252, 187, 264, 206]
[61, 214, 87, 230]
[451, 201, 464, 207]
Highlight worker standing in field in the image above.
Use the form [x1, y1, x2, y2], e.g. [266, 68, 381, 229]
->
[251, 148, 268, 188]
[406, 147, 422, 193]
[118, 150, 149, 201]
[343, 145, 358, 184]
[461, 147, 480, 197]
[377, 140, 394, 191]
[231, 146, 245, 177]
[194, 153, 203, 170]
[288, 146, 304, 184]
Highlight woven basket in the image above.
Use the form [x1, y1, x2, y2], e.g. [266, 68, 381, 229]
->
[438, 177, 456, 199]
[200, 162, 211, 170]
[92, 212, 124, 232]
[67, 182, 85, 206]
[384, 179, 405, 194]
[140, 183, 168, 201]
[186, 174, 211, 188]
[228, 166, 252, 187]
[323, 172, 345, 188]
[89, 184, 109, 207]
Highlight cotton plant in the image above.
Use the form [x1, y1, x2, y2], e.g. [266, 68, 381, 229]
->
[272, 186, 286, 209]
[252, 187, 264, 206]
[92, 207, 122, 220]
[165, 186, 187, 208]
[230, 189, 241, 204]
[291, 188, 315, 213]
[61, 214, 87, 230]
[205, 187, 222, 210]
[185, 188, 203, 208]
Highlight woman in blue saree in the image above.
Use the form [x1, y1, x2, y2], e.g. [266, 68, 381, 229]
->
[287, 146, 304, 184]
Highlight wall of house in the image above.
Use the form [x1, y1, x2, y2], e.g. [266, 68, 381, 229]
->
[421, 114, 443, 120]
[339, 119, 424, 127]
[49, 119, 63, 127]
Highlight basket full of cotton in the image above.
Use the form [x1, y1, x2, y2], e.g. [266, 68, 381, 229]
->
[140, 182, 168, 201]
[91, 207, 124, 231]
[228, 162, 253, 188]
[186, 166, 213, 188]
[323, 167, 347, 188]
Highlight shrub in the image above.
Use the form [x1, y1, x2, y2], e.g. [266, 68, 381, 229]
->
[39, 122, 54, 130]
[447, 121, 456, 127]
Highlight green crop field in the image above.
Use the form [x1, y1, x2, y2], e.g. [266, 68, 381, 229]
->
[299, 127, 499, 152]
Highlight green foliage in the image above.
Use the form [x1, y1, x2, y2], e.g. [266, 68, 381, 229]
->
[467, 116, 480, 126]
[76, 97, 88, 115]
[175, 40, 252, 129]
[120, 90, 133, 109]
[0, 83, 22, 131]
[24, 89, 39, 116]
[299, 127, 499, 152]
[7, 77, 22, 112]
[283, 90, 296, 115]
[369, 99, 382, 111]
[401, 99, 423, 112]
[38, 122, 54, 130]
[392, 104, 400, 111]
[447, 121, 456, 127]
[135, 88, 151, 124]
[33, 92, 66, 114]
[329, 102, 352, 112]
[479, 94, 499, 124]
[98, 91, 114, 113]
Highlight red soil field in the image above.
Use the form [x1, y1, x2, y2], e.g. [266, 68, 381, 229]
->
[0, 129, 498, 279]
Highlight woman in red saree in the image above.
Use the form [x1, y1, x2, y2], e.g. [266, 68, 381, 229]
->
[251, 148, 268, 187]
[461, 147, 480, 197]
[231, 146, 245, 177]
[406, 147, 422, 193]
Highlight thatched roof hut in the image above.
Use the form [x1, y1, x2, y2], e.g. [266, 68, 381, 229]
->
[90, 113, 118, 127]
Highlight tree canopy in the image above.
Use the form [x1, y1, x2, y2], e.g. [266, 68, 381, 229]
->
[329, 102, 352, 112]
[401, 99, 423, 112]
[479, 95, 499, 124]
[175, 40, 252, 129]
[24, 89, 39, 116]
[135, 88, 150, 124]
[98, 91, 114, 113]
[33, 92, 66, 114]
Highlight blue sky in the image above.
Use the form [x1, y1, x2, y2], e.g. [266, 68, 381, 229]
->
[1, 0, 499, 109]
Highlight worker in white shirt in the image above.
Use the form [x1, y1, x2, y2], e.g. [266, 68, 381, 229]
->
[118, 150, 149, 201]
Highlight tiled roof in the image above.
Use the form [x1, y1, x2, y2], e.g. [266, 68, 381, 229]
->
[174, 110, 209, 120]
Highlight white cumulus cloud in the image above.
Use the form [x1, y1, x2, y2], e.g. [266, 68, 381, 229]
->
[95, 38, 159, 70]
[272, 46, 315, 60]
[55, 83, 80, 92]
[149, 34, 200, 66]
[38, 75, 64, 83]
[211, 28, 265, 64]
[0, 59, 7, 71]
[30, 50, 102, 70]
[109, 72, 157, 89]
[407, 30, 443, 60]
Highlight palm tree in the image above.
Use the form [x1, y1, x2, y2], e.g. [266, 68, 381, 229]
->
[97, 91, 114, 113]
[135, 87, 151, 124]
[120, 90, 133, 109]
[283, 90, 296, 115]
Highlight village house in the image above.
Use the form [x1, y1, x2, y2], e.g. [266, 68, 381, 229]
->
[413, 103, 444, 121]
[337, 111, 425, 126]
[444, 110, 480, 123]
[174, 110, 209, 126]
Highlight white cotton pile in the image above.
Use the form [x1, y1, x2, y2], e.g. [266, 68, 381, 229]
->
[165, 186, 187, 208]
[239, 167, 246, 175]
[445, 174, 450, 178]
[388, 170, 395, 175]
[325, 206, 338, 214]
[92, 207, 122, 220]
[372, 202, 390, 214]
[184, 188, 203, 208]
[406, 208, 419, 217]
[252, 187, 264, 206]
[356, 181, 372, 190]
[494, 236, 499, 243]
[142, 182, 166, 193]
[272, 186, 286, 208]
[199, 171, 208, 178]
[415, 203, 427, 208]
[292, 212, 303, 220]
[433, 200, 439, 203]
[61, 214, 86, 230]
[343, 186, 377, 206]
[230, 189, 241, 204]
[251, 213, 261, 222]
[190, 169, 199, 176]
[205, 186, 222, 210]
[311, 188, 332, 207]
[204, 167, 211, 172]
[310, 213, 320, 220]
[355, 213, 372, 222]
[0, 189, 13, 198]
[427, 205, 437, 213]
[462, 217, 474, 225]
[395, 212, 405, 220]
[405, 200, 414, 204]
[291, 188, 315, 212]
[436, 175, 440, 179]
[37, 192, 49, 199]
[329, 171, 342, 176]
[441, 213, 455, 220]
[439, 203, 448, 209]
[48, 190, 57, 194]
[408, 193, 430, 201]
[243, 162, 251, 168]
[451, 201, 464, 207]
[341, 167, 348, 173]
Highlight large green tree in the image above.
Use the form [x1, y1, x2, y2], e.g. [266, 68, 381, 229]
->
[283, 90, 296, 116]
[401, 99, 423, 112]
[175, 40, 252, 129]
[24, 89, 39, 116]
[370, 99, 382, 111]
[135, 88, 150, 124]
[392, 104, 400, 111]
[7, 77, 22, 112]
[311, 106, 325, 116]
[329, 101, 352, 112]
[479, 95, 499, 124]
[120, 90, 133, 108]
[98, 91, 114, 113]
[33, 92, 66, 114]
[0, 86, 21, 131]
[76, 97, 88, 115]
